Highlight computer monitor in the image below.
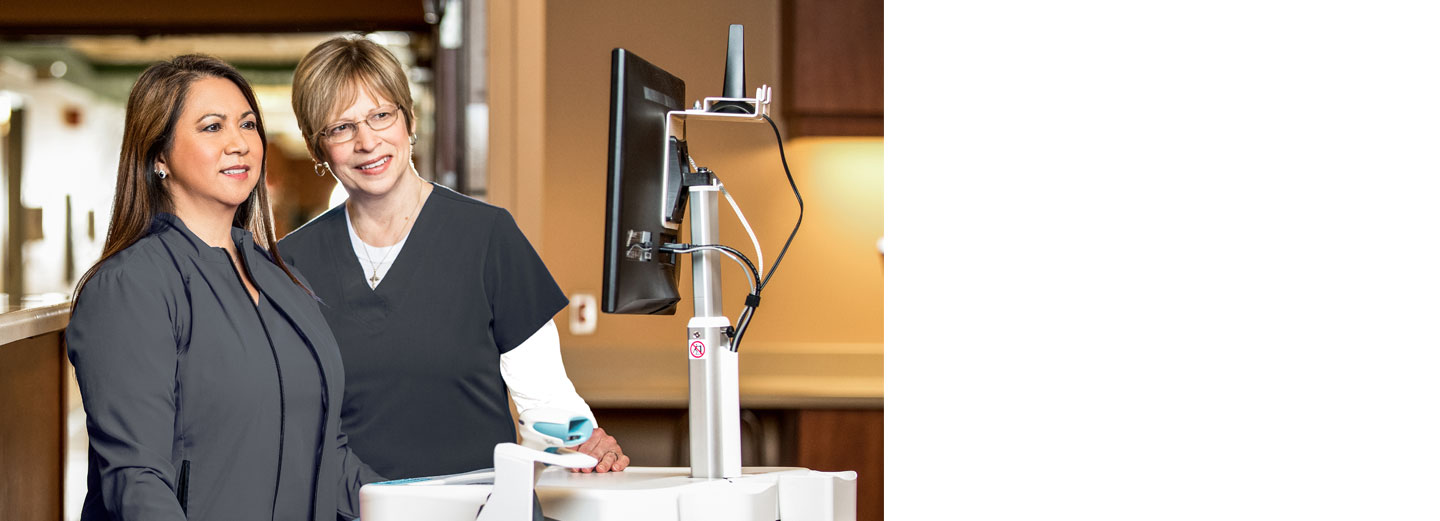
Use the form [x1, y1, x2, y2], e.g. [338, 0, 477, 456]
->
[601, 48, 689, 315]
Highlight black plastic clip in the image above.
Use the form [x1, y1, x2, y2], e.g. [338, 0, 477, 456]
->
[683, 168, 714, 188]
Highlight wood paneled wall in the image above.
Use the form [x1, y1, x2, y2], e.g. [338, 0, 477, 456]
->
[0, 331, 65, 521]
[0, 0, 427, 34]
[782, 0, 884, 136]
[795, 409, 885, 521]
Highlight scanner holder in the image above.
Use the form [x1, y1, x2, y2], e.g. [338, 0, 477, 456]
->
[475, 444, 597, 521]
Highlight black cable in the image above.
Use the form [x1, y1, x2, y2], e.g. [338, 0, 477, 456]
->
[661, 243, 761, 289]
[756, 114, 803, 291]
[663, 114, 801, 352]
[729, 114, 803, 351]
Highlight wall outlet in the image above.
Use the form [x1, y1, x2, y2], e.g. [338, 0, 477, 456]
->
[569, 293, 598, 335]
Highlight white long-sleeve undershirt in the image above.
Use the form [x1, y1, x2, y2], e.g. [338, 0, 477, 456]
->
[499, 320, 597, 425]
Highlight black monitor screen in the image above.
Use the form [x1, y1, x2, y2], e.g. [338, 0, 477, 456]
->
[602, 48, 687, 314]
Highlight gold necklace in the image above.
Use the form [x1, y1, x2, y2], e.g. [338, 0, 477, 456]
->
[357, 185, 424, 288]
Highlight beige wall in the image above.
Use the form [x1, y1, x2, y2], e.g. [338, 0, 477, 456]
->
[537, 0, 883, 372]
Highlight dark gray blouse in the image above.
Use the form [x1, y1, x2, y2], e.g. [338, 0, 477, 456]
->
[67, 213, 382, 521]
[256, 295, 325, 516]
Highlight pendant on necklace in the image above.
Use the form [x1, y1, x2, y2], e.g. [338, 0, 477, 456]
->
[370, 274, 380, 285]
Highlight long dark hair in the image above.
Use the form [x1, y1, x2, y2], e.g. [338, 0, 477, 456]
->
[72, 54, 304, 310]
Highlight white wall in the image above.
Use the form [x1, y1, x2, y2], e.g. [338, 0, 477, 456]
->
[2, 70, 123, 296]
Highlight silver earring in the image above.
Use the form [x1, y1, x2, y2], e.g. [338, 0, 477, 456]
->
[409, 134, 417, 145]
[155, 168, 167, 180]
[314, 161, 332, 177]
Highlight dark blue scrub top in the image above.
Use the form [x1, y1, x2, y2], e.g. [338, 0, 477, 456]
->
[280, 183, 568, 479]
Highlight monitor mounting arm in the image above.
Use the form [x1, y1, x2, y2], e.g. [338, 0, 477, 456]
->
[659, 85, 773, 480]
[659, 85, 773, 231]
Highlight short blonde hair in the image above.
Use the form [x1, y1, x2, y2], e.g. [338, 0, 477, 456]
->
[291, 35, 415, 163]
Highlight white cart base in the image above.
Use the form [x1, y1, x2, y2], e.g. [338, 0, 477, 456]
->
[361, 466, 857, 521]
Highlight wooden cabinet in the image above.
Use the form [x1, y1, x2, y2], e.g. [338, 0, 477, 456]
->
[781, 0, 884, 137]
[792, 409, 884, 521]
[0, 331, 65, 521]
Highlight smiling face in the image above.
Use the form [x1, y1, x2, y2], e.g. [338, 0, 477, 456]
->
[320, 84, 415, 200]
[158, 76, 263, 216]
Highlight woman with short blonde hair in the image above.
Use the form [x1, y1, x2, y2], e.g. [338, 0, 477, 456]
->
[280, 36, 628, 497]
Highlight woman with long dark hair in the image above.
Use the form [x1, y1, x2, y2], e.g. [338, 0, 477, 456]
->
[67, 54, 381, 521]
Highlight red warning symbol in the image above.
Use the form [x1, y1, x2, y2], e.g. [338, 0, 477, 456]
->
[690, 340, 706, 358]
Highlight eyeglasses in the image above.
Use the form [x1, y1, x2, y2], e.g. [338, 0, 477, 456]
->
[317, 106, 402, 144]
